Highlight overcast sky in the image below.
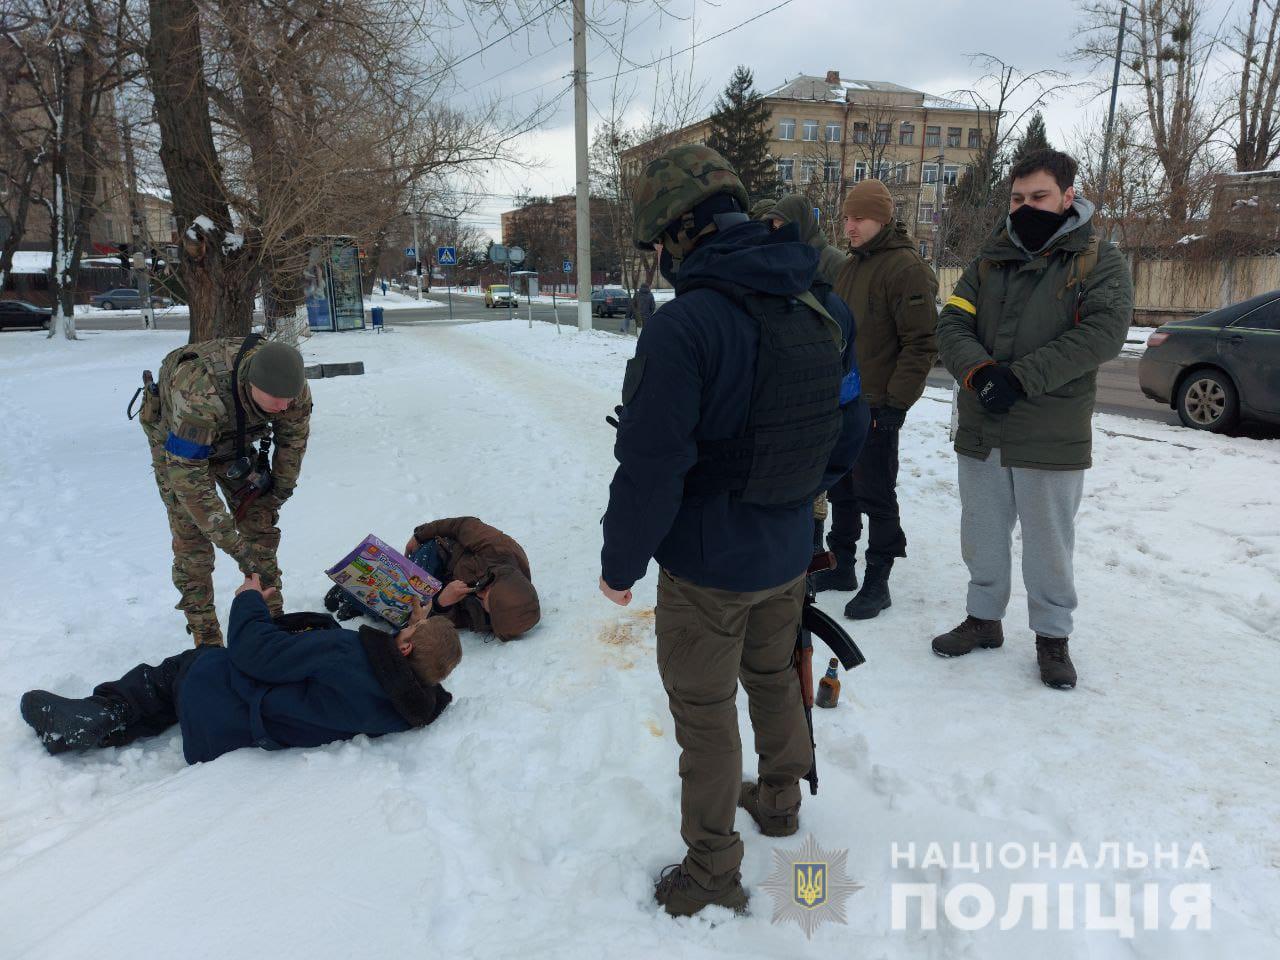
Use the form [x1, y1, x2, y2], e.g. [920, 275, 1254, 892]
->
[440, 0, 1241, 239]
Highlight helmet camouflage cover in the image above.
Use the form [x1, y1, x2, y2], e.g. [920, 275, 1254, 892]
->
[631, 144, 750, 250]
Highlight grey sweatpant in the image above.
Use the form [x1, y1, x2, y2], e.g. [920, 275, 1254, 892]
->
[957, 449, 1085, 638]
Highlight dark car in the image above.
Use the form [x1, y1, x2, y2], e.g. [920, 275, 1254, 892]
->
[89, 288, 172, 310]
[591, 287, 631, 318]
[0, 300, 51, 330]
[1138, 290, 1280, 431]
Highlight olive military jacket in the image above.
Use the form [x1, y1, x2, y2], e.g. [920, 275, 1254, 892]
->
[936, 200, 1134, 470]
[832, 221, 939, 411]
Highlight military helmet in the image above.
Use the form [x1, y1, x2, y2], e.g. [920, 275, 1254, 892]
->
[631, 144, 750, 250]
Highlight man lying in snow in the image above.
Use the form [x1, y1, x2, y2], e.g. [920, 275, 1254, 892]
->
[325, 516, 541, 642]
[19, 575, 459, 764]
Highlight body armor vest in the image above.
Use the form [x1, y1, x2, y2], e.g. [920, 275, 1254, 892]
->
[681, 279, 845, 508]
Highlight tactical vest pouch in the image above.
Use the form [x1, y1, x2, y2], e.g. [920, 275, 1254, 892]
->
[680, 280, 844, 508]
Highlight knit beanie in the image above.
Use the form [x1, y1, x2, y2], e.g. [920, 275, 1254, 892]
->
[243, 341, 305, 398]
[842, 179, 894, 223]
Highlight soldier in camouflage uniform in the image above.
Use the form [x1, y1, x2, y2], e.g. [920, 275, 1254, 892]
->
[138, 337, 311, 646]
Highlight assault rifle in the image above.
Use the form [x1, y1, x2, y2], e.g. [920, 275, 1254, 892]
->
[796, 550, 866, 795]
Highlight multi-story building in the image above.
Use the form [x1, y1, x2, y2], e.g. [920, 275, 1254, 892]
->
[622, 70, 993, 262]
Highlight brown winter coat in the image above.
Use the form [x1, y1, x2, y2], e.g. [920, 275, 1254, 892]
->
[832, 221, 939, 410]
[411, 516, 539, 638]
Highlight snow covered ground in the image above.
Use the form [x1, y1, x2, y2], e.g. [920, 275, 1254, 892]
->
[0, 321, 1276, 959]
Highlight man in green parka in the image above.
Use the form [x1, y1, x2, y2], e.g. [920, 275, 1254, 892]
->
[932, 149, 1134, 689]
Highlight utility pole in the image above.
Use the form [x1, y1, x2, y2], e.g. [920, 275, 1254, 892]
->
[932, 151, 945, 274]
[411, 208, 421, 300]
[572, 0, 592, 331]
[117, 96, 155, 330]
[1099, 6, 1128, 215]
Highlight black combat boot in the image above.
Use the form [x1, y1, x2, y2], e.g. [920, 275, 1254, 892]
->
[738, 781, 799, 837]
[1035, 636, 1077, 689]
[844, 562, 891, 620]
[20, 691, 131, 755]
[932, 616, 1004, 657]
[654, 863, 749, 918]
[813, 547, 858, 593]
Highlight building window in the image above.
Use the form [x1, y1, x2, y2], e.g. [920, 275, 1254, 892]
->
[874, 122, 891, 144]
[925, 125, 941, 147]
[968, 127, 982, 149]
[919, 241, 929, 259]
[899, 122, 915, 146]
[947, 127, 962, 148]
[853, 161, 867, 182]
[779, 118, 796, 140]
[894, 199, 907, 220]
[802, 119, 819, 142]
[922, 163, 939, 184]
[943, 164, 960, 186]
[777, 158, 794, 182]
[824, 160, 841, 183]
[825, 121, 841, 142]
[852, 122, 869, 144]
[800, 159, 817, 181]
[875, 161, 891, 181]
[919, 202, 935, 223]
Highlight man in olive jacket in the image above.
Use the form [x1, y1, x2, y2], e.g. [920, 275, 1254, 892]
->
[933, 149, 1133, 689]
[820, 179, 938, 620]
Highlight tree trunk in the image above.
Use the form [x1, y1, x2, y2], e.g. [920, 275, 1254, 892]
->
[147, 0, 255, 343]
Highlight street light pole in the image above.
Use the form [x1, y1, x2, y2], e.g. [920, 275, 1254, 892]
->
[572, 0, 592, 331]
[412, 210, 421, 301]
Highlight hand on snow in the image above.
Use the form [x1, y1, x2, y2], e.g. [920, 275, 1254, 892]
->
[235, 573, 278, 601]
[599, 577, 632, 607]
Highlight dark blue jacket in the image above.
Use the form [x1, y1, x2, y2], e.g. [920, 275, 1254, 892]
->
[601, 221, 869, 593]
[177, 592, 449, 764]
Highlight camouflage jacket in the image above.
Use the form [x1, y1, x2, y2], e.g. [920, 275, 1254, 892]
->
[157, 337, 312, 565]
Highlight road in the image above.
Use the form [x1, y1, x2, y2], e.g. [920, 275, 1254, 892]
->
[64, 292, 1273, 436]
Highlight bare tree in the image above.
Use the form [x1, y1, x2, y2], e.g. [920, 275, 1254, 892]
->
[1229, 0, 1280, 171]
[1077, 0, 1229, 221]
[1070, 105, 1166, 250]
[0, 0, 135, 340]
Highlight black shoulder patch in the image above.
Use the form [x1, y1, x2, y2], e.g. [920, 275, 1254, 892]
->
[622, 356, 646, 404]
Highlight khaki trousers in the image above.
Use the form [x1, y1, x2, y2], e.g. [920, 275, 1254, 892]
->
[655, 569, 812, 889]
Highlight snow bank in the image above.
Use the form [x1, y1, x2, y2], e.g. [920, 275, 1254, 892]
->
[0, 323, 1276, 958]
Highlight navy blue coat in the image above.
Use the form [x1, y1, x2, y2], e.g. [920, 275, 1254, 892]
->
[177, 592, 446, 764]
[601, 221, 870, 593]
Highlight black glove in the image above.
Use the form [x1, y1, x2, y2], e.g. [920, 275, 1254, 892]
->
[971, 364, 1025, 414]
[873, 406, 907, 432]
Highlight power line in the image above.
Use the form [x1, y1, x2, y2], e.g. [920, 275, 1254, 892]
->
[422, 0, 571, 86]
[610, 0, 795, 81]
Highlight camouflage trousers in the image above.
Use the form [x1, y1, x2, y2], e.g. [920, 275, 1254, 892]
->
[142, 419, 284, 646]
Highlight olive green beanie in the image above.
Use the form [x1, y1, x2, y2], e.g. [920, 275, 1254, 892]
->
[243, 340, 305, 398]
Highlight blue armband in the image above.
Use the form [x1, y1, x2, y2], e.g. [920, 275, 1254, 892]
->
[164, 432, 213, 460]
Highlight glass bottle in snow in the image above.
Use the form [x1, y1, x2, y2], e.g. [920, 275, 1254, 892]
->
[815, 658, 840, 709]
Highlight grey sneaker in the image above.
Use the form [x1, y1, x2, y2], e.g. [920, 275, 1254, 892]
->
[932, 615, 1004, 657]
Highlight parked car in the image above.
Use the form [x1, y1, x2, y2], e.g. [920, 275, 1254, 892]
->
[591, 287, 631, 318]
[89, 288, 172, 310]
[0, 299, 51, 330]
[1138, 289, 1280, 432]
[484, 284, 518, 308]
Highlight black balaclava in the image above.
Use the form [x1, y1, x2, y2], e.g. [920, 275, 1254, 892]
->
[1009, 203, 1070, 253]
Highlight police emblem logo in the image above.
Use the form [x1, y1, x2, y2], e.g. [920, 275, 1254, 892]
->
[761, 834, 862, 938]
[794, 863, 826, 908]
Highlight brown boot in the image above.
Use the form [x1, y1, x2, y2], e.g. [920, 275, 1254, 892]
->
[1036, 636, 1077, 689]
[654, 863, 749, 917]
[738, 782, 799, 837]
[932, 615, 1004, 657]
